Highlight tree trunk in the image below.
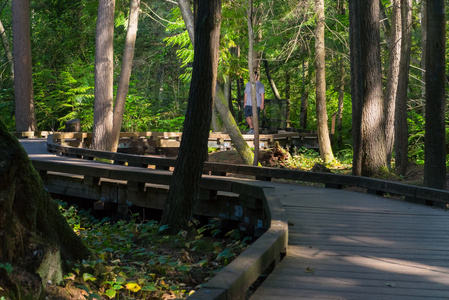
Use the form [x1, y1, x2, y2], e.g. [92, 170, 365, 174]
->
[12, 0, 37, 132]
[394, 0, 412, 176]
[215, 85, 254, 164]
[384, 0, 401, 168]
[160, 0, 221, 233]
[420, 0, 427, 99]
[337, 59, 345, 147]
[247, 0, 259, 165]
[314, 0, 334, 163]
[263, 58, 281, 101]
[211, 106, 222, 132]
[285, 71, 291, 128]
[300, 60, 309, 129]
[92, 0, 115, 151]
[111, 0, 140, 152]
[0, 18, 14, 81]
[177, 0, 195, 48]
[360, 0, 387, 177]
[423, 0, 446, 190]
[0, 119, 91, 286]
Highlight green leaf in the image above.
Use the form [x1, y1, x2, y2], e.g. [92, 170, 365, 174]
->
[142, 284, 158, 292]
[83, 273, 96, 282]
[158, 224, 170, 232]
[104, 289, 116, 299]
[0, 263, 13, 275]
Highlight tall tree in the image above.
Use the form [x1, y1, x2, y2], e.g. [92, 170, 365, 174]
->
[394, 0, 412, 176]
[247, 0, 259, 165]
[314, 0, 334, 163]
[111, 0, 141, 152]
[350, 0, 387, 176]
[12, 0, 36, 132]
[160, 0, 221, 233]
[423, 0, 446, 189]
[92, 0, 115, 151]
[300, 60, 309, 129]
[384, 0, 401, 168]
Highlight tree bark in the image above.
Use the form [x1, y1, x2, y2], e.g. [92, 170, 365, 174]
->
[420, 0, 427, 99]
[285, 71, 291, 128]
[247, 0, 259, 165]
[300, 60, 309, 129]
[111, 0, 140, 152]
[337, 59, 345, 147]
[384, 0, 401, 168]
[177, 0, 195, 48]
[0, 119, 91, 282]
[92, 0, 115, 151]
[0, 18, 14, 81]
[423, 0, 446, 189]
[160, 0, 221, 233]
[394, 0, 412, 176]
[314, 0, 334, 163]
[215, 85, 254, 164]
[12, 0, 37, 132]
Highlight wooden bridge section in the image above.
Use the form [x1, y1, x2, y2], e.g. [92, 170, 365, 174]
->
[19, 136, 449, 300]
[250, 184, 449, 299]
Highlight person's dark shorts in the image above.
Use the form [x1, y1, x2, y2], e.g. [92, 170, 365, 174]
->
[244, 106, 260, 118]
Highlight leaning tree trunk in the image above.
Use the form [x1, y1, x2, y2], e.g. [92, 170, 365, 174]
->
[160, 0, 221, 234]
[314, 0, 334, 163]
[215, 85, 254, 165]
[0, 120, 91, 287]
[423, 0, 446, 190]
[111, 0, 141, 152]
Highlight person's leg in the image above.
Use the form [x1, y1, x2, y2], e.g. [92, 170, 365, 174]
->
[244, 106, 253, 129]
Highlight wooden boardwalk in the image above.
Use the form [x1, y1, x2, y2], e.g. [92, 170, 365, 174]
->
[20, 139, 449, 299]
[250, 184, 449, 299]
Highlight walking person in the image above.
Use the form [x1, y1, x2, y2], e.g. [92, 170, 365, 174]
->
[244, 72, 265, 134]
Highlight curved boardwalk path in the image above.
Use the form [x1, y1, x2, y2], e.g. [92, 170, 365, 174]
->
[21, 139, 449, 300]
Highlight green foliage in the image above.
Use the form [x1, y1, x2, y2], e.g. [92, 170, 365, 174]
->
[58, 202, 250, 299]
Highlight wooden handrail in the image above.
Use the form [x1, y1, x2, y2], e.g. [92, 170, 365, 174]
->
[46, 133, 449, 208]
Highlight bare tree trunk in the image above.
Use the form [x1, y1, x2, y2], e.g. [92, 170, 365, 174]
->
[111, 0, 140, 152]
[337, 59, 345, 147]
[92, 0, 115, 151]
[423, 0, 446, 190]
[0, 18, 14, 81]
[314, 0, 334, 162]
[12, 0, 36, 132]
[160, 0, 221, 233]
[394, 0, 412, 176]
[215, 85, 254, 164]
[384, 0, 401, 168]
[247, 0, 259, 165]
[177, 0, 195, 48]
[350, 0, 387, 176]
[360, 0, 387, 176]
[300, 60, 309, 129]
[211, 106, 222, 132]
[263, 58, 281, 101]
[285, 71, 291, 128]
[420, 0, 427, 99]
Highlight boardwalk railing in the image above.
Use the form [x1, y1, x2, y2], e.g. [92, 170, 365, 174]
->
[45, 133, 449, 209]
